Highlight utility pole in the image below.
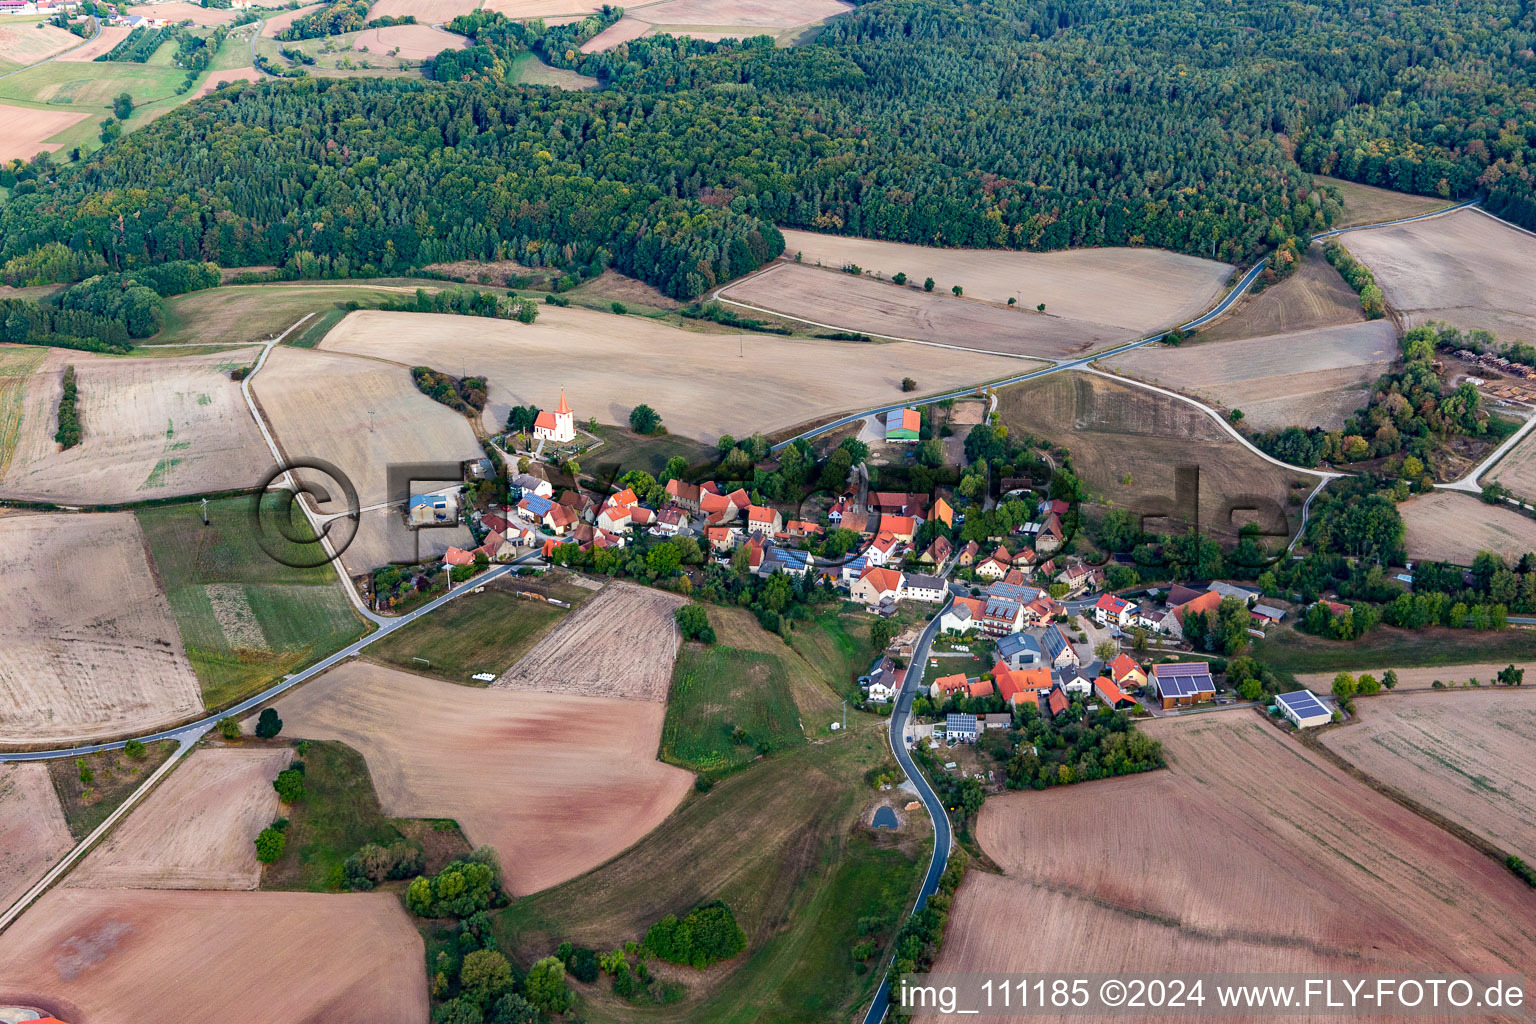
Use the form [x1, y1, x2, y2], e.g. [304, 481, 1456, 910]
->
[841, 699, 847, 733]
[200, 496, 209, 526]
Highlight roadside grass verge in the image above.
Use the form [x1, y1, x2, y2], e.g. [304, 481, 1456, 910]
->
[137, 495, 370, 710]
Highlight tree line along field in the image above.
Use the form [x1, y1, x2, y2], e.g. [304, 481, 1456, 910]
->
[0, 888, 428, 1024]
[318, 307, 1028, 447]
[1398, 490, 1536, 566]
[1318, 689, 1536, 864]
[921, 715, 1536, 1023]
[1344, 208, 1536, 343]
[1105, 320, 1397, 432]
[136, 494, 371, 711]
[996, 371, 1314, 542]
[0, 512, 204, 747]
[0, 345, 269, 504]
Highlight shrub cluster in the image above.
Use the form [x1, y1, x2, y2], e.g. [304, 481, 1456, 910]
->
[406, 848, 504, 918]
[643, 900, 746, 968]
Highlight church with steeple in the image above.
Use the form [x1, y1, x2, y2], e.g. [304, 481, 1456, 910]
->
[533, 388, 575, 444]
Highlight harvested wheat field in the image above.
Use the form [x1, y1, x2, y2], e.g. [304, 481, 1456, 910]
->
[1346, 208, 1536, 341]
[258, 1, 323, 35]
[67, 748, 290, 891]
[0, 347, 267, 504]
[55, 23, 130, 60]
[998, 371, 1313, 541]
[923, 715, 1536, 1023]
[494, 581, 685, 701]
[368, 0, 480, 21]
[1320, 689, 1536, 862]
[1296, 663, 1536, 693]
[194, 66, 256, 96]
[272, 661, 694, 895]
[0, 764, 72, 911]
[0, 888, 426, 1024]
[251, 345, 480, 569]
[1106, 320, 1397, 431]
[0, 20, 80, 64]
[1486, 426, 1536, 503]
[0, 513, 202, 746]
[1401, 490, 1536, 564]
[320, 308, 1028, 443]
[125, 0, 242, 24]
[1195, 246, 1365, 344]
[580, 14, 652, 51]
[481, 0, 605, 18]
[352, 23, 466, 59]
[0, 102, 85, 161]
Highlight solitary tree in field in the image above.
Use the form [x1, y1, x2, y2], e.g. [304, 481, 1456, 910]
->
[1007, 296, 1016, 306]
[629, 403, 661, 434]
[901, 377, 917, 392]
[255, 826, 286, 864]
[1037, 302, 1046, 312]
[923, 277, 935, 292]
[113, 92, 134, 121]
[255, 707, 283, 739]
[952, 284, 963, 297]
[893, 272, 907, 285]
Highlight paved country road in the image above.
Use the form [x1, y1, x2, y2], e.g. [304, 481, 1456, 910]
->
[863, 599, 955, 1024]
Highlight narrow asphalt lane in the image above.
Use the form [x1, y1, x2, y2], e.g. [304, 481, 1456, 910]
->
[0, 558, 538, 762]
[863, 599, 955, 1024]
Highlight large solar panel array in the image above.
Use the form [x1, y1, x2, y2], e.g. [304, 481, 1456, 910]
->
[1276, 689, 1330, 720]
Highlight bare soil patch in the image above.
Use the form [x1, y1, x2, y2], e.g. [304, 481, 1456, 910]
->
[1319, 689, 1536, 861]
[55, 24, 130, 60]
[1485, 425, 1536, 504]
[997, 371, 1311, 541]
[494, 580, 685, 701]
[0, 513, 202, 746]
[1317, 175, 1453, 228]
[1196, 245, 1365, 344]
[0, 346, 267, 504]
[1106, 320, 1397, 431]
[0, 888, 426, 1023]
[319, 308, 1029, 444]
[0, 102, 86, 161]
[925, 715, 1536, 1021]
[1401, 489, 1536, 564]
[0, 764, 72, 911]
[271, 661, 694, 895]
[67, 747, 290, 891]
[1346, 208, 1536, 342]
[352, 23, 466, 59]
[250, 345, 481, 570]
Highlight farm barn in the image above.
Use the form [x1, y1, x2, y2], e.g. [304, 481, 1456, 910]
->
[1276, 689, 1333, 729]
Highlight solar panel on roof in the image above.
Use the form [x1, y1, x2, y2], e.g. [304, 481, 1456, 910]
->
[1277, 690, 1329, 717]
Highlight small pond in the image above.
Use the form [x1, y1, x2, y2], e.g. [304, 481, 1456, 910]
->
[872, 806, 898, 829]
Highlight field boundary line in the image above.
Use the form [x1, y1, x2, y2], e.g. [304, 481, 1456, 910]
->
[0, 725, 205, 936]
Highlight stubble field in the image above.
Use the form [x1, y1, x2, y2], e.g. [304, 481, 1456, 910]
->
[258, 3, 324, 36]
[351, 22, 467, 59]
[0, 888, 427, 1024]
[250, 345, 480, 570]
[368, 0, 481, 21]
[0, 346, 268, 504]
[55, 24, 131, 60]
[492, 581, 685, 702]
[581, 0, 852, 49]
[1316, 175, 1453, 228]
[923, 715, 1536, 1022]
[66, 747, 290, 891]
[319, 308, 1029, 443]
[1193, 246, 1365, 344]
[997, 371, 1312, 541]
[1319, 689, 1536, 862]
[1485, 426, 1536, 503]
[0, 763, 73, 911]
[0, 20, 79, 65]
[1105, 320, 1397, 431]
[125, 0, 245, 25]
[0, 513, 203, 746]
[1344, 208, 1536, 341]
[1400, 490, 1536, 564]
[0, 101, 86, 161]
[271, 661, 695, 895]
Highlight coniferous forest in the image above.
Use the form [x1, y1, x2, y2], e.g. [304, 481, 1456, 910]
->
[2, 0, 1534, 301]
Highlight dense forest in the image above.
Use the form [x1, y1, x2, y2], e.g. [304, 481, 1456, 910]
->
[2, 0, 1534, 302]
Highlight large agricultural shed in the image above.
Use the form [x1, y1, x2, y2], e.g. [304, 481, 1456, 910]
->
[1276, 689, 1332, 729]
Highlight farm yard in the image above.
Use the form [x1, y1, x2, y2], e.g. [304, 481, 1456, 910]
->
[922, 715, 1536, 1022]
[1344, 208, 1536, 342]
[249, 344, 481, 571]
[1320, 689, 1536, 862]
[0, 102, 85, 161]
[0, 888, 427, 1024]
[270, 661, 695, 895]
[996, 371, 1313, 541]
[0, 764, 73, 912]
[137, 495, 370, 710]
[0, 346, 268, 504]
[1400, 490, 1536, 564]
[66, 747, 290, 891]
[1104, 320, 1397, 431]
[1193, 246, 1365, 344]
[0, 513, 203, 747]
[1485, 426, 1536, 503]
[492, 581, 685, 702]
[318, 307, 1029, 443]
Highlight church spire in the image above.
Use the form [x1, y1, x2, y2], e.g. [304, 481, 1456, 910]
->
[557, 388, 570, 415]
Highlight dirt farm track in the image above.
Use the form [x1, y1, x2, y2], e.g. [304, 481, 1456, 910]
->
[920, 715, 1536, 1022]
[0, 888, 427, 1024]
